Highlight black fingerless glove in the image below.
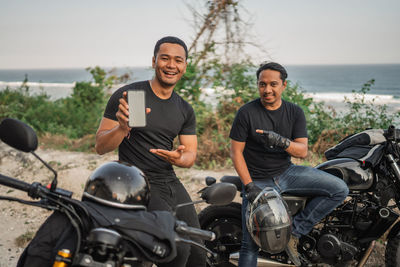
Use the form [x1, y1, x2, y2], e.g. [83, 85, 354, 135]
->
[245, 182, 263, 203]
[260, 130, 291, 149]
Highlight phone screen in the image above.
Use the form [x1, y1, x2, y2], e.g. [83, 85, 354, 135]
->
[128, 90, 146, 128]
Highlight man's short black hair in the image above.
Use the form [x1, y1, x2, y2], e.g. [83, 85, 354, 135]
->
[256, 62, 288, 82]
[153, 36, 188, 60]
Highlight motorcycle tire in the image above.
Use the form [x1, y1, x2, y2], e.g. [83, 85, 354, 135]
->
[198, 202, 242, 267]
[385, 235, 400, 267]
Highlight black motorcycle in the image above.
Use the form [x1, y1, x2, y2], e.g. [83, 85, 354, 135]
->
[0, 118, 237, 267]
[199, 126, 400, 267]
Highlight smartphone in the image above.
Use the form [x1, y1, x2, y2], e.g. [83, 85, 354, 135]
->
[128, 90, 146, 128]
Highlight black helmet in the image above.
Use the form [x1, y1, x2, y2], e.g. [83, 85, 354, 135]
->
[83, 161, 150, 210]
[246, 187, 291, 254]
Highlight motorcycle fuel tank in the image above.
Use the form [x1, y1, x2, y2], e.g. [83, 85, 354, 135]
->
[316, 158, 373, 190]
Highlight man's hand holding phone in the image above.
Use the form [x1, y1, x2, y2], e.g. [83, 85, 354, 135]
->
[128, 90, 147, 128]
[116, 91, 150, 136]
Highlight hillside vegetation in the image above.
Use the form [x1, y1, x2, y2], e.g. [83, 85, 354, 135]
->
[1, 64, 399, 168]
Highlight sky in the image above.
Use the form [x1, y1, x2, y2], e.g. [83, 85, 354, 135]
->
[0, 0, 399, 69]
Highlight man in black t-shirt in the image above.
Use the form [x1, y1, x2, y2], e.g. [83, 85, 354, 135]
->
[95, 36, 204, 267]
[230, 62, 349, 266]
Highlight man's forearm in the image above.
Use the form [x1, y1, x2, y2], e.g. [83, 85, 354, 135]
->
[172, 151, 196, 168]
[95, 126, 127, 155]
[231, 151, 252, 186]
[285, 140, 308, 158]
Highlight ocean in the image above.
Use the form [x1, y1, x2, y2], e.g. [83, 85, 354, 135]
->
[0, 64, 399, 113]
[0, 67, 153, 100]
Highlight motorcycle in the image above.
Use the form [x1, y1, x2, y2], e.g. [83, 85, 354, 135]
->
[0, 118, 237, 267]
[199, 126, 400, 267]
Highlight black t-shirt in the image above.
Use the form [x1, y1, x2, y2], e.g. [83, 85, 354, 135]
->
[104, 81, 196, 179]
[229, 99, 307, 178]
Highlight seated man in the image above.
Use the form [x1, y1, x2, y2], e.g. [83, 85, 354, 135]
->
[229, 62, 349, 267]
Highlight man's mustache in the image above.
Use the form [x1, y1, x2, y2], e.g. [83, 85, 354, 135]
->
[262, 93, 273, 97]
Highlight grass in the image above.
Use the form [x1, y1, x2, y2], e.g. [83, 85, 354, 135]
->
[15, 231, 35, 247]
[39, 133, 97, 152]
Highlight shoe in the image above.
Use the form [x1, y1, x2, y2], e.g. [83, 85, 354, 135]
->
[285, 235, 301, 266]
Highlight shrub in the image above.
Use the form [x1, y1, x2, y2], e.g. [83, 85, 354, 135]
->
[339, 79, 398, 133]
[0, 67, 124, 140]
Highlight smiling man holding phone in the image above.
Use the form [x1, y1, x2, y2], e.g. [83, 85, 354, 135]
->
[95, 36, 204, 267]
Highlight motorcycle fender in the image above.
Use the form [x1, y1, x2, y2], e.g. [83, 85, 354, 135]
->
[387, 220, 400, 239]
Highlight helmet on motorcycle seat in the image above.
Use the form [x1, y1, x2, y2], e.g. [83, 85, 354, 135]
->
[82, 161, 150, 210]
[246, 187, 291, 254]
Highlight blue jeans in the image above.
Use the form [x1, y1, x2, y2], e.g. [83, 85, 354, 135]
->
[238, 164, 349, 267]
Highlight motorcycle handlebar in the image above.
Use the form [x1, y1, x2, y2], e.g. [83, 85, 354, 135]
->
[0, 174, 31, 193]
[388, 125, 395, 137]
[0, 173, 73, 199]
[175, 220, 215, 241]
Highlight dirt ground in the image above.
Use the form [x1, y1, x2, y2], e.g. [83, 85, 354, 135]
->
[0, 143, 386, 266]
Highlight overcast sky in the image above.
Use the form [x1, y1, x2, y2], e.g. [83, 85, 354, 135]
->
[1, 0, 399, 69]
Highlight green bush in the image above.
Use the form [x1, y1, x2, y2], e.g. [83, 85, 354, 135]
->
[57, 81, 106, 138]
[0, 67, 121, 139]
[0, 83, 59, 132]
[338, 79, 398, 134]
[281, 81, 335, 145]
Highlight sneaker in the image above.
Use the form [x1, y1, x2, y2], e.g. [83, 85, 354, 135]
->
[285, 235, 301, 266]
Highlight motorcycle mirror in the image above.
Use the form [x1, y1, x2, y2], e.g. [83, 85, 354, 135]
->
[205, 176, 216, 186]
[0, 118, 59, 191]
[201, 182, 237, 205]
[0, 118, 38, 152]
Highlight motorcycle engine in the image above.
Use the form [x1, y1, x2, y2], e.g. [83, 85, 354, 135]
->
[317, 234, 340, 258]
[317, 234, 357, 262]
[374, 168, 396, 206]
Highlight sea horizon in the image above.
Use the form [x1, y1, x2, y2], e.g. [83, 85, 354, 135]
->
[1, 64, 399, 114]
[1, 62, 399, 70]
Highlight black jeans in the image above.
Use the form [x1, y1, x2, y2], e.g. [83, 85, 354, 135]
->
[148, 178, 206, 267]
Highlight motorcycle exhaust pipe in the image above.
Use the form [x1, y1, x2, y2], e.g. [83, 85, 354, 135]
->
[229, 252, 296, 267]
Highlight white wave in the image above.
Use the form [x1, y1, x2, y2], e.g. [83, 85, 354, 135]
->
[0, 81, 75, 100]
[200, 88, 400, 114]
[0, 81, 123, 100]
[1, 82, 399, 113]
[0, 81, 75, 87]
[304, 92, 400, 104]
